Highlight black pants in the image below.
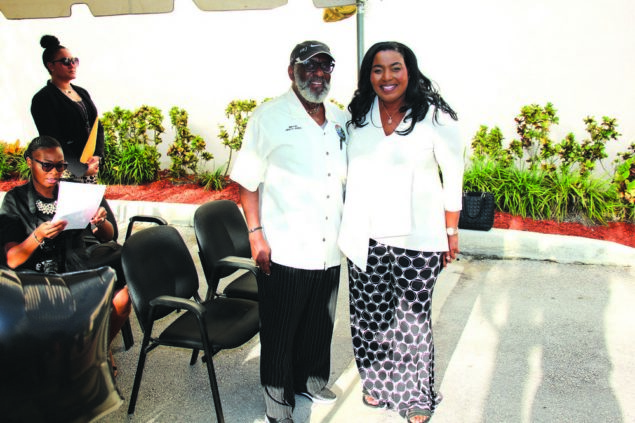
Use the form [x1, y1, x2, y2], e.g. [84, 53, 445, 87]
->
[257, 262, 340, 419]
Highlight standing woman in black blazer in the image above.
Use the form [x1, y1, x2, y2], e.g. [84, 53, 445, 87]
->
[31, 35, 103, 184]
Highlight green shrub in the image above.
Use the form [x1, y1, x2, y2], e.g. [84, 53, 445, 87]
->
[576, 116, 621, 178]
[467, 103, 630, 224]
[198, 166, 227, 191]
[0, 140, 26, 181]
[217, 99, 259, 185]
[509, 103, 559, 171]
[470, 126, 512, 167]
[463, 160, 620, 224]
[167, 107, 213, 178]
[613, 141, 635, 220]
[114, 143, 161, 185]
[100, 106, 164, 184]
[472, 103, 621, 179]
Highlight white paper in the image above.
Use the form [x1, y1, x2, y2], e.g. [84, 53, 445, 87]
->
[52, 181, 106, 230]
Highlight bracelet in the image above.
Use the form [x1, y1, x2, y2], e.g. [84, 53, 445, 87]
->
[33, 232, 43, 244]
[248, 226, 263, 234]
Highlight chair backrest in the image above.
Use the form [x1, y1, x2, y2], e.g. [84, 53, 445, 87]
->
[0, 266, 121, 421]
[121, 225, 199, 332]
[193, 200, 251, 292]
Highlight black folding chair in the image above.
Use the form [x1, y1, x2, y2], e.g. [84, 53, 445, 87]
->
[121, 225, 259, 422]
[102, 203, 167, 351]
[194, 200, 259, 301]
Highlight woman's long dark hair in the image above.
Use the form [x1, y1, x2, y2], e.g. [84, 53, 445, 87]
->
[347, 41, 457, 135]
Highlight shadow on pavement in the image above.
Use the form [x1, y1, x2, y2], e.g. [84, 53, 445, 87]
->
[433, 258, 630, 423]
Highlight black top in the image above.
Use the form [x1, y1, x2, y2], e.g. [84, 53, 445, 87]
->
[31, 81, 105, 177]
[0, 181, 110, 273]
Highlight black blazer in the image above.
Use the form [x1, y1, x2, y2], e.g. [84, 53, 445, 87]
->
[31, 81, 105, 177]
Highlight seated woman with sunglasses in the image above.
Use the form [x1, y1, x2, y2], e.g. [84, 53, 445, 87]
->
[31, 34, 103, 184]
[0, 136, 131, 372]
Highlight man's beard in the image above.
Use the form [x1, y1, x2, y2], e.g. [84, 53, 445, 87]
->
[294, 67, 330, 104]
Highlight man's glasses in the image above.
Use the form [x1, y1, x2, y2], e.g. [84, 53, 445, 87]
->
[33, 158, 68, 172]
[51, 57, 80, 67]
[299, 59, 335, 74]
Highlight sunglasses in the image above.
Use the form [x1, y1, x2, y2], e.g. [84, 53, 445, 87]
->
[32, 158, 68, 172]
[51, 57, 80, 67]
[299, 59, 335, 74]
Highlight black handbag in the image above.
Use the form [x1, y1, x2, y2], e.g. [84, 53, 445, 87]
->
[458, 191, 495, 231]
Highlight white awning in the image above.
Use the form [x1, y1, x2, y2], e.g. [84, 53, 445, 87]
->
[0, 0, 356, 19]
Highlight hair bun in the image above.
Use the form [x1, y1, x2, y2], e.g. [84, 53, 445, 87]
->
[40, 35, 60, 49]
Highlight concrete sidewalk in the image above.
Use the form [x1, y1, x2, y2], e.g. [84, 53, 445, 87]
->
[96, 200, 634, 423]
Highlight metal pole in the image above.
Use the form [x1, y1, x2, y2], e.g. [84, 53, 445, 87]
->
[356, 0, 365, 72]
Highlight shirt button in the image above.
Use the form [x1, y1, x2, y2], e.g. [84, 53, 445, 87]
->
[323, 238, 326, 242]
[326, 195, 330, 199]
[326, 152, 330, 155]
[327, 173, 331, 177]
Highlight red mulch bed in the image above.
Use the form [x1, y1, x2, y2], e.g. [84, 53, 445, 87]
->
[104, 178, 240, 205]
[1, 179, 633, 249]
[493, 211, 634, 248]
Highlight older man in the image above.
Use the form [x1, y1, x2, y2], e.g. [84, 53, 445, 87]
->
[230, 40, 348, 423]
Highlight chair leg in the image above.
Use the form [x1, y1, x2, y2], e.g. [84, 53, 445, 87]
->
[127, 336, 150, 415]
[204, 355, 225, 423]
[121, 318, 134, 350]
[189, 349, 199, 365]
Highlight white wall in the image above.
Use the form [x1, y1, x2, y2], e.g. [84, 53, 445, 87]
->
[1, 0, 634, 174]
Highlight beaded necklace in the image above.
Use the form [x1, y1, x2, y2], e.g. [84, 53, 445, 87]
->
[35, 198, 57, 215]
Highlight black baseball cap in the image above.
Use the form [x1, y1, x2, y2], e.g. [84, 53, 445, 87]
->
[290, 40, 335, 64]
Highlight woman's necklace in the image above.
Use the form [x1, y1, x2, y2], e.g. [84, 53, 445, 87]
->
[36, 198, 57, 215]
[381, 100, 399, 125]
[384, 105, 394, 125]
[54, 82, 73, 95]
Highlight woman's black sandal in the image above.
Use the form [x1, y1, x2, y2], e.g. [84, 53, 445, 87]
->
[362, 392, 387, 409]
[406, 408, 432, 423]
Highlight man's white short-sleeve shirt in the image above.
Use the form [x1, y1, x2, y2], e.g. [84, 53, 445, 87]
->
[230, 89, 348, 270]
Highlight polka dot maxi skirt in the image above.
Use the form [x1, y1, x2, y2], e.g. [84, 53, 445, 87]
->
[348, 239, 443, 416]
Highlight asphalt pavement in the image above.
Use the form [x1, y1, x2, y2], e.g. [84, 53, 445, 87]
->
[93, 199, 634, 423]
